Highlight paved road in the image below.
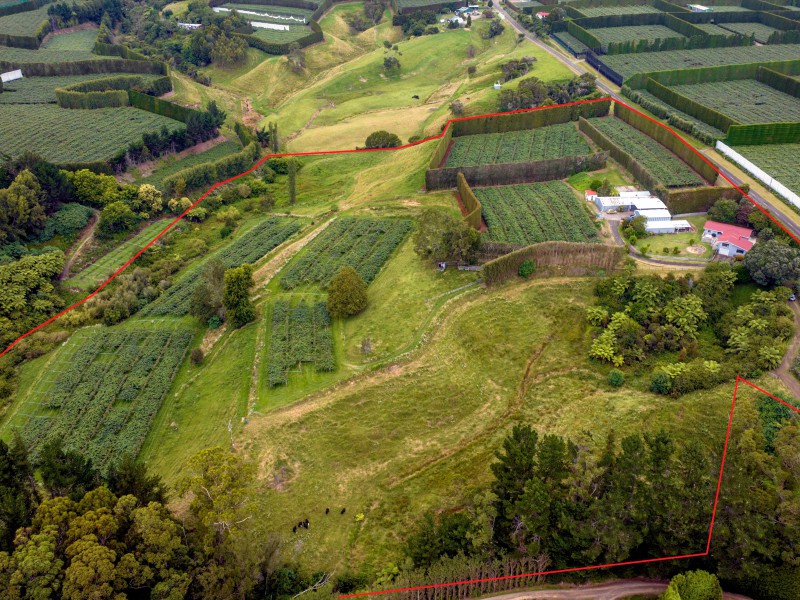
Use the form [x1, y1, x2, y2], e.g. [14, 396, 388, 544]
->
[479, 579, 751, 600]
[494, 5, 621, 100]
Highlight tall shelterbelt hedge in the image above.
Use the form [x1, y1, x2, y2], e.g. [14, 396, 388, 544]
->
[54, 75, 173, 109]
[449, 100, 611, 136]
[643, 78, 738, 133]
[456, 173, 482, 230]
[161, 142, 260, 196]
[482, 242, 624, 286]
[0, 0, 49, 17]
[0, 58, 167, 76]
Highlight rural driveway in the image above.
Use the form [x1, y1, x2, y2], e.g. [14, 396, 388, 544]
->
[476, 579, 751, 599]
[494, 5, 621, 100]
[773, 301, 800, 400]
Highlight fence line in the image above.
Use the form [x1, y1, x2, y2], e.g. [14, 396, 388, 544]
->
[715, 140, 800, 209]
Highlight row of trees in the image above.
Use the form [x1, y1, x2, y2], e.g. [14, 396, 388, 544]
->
[498, 73, 597, 112]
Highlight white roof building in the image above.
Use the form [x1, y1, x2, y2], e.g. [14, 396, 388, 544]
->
[635, 209, 672, 222]
[1, 69, 23, 83]
[646, 219, 692, 234]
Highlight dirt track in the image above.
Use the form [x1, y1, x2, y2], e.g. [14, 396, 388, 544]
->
[475, 579, 751, 600]
[772, 301, 800, 400]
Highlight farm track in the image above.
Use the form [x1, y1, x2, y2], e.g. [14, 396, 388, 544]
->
[473, 579, 751, 600]
[59, 209, 98, 281]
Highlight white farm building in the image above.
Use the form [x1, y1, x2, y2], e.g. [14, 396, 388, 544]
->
[585, 188, 691, 235]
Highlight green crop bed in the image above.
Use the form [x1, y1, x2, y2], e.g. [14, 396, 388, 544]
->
[0, 4, 48, 36]
[554, 31, 591, 54]
[737, 143, 800, 196]
[0, 28, 104, 62]
[137, 141, 243, 188]
[0, 73, 163, 104]
[265, 300, 335, 388]
[719, 21, 780, 43]
[692, 22, 730, 35]
[252, 24, 311, 43]
[11, 326, 193, 473]
[593, 24, 686, 46]
[578, 5, 663, 16]
[632, 88, 727, 140]
[671, 79, 800, 124]
[601, 44, 800, 80]
[444, 123, 592, 167]
[475, 181, 599, 245]
[280, 217, 412, 290]
[141, 217, 301, 317]
[0, 105, 184, 163]
[587, 116, 706, 187]
[65, 220, 170, 291]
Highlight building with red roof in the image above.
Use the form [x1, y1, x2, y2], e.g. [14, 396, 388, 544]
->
[702, 220, 755, 257]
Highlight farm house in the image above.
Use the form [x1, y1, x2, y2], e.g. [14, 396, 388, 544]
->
[702, 220, 756, 256]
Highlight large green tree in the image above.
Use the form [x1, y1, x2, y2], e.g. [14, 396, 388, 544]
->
[0, 170, 47, 243]
[326, 266, 368, 318]
[744, 239, 800, 287]
[223, 264, 256, 328]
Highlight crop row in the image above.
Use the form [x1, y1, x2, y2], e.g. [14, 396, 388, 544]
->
[0, 3, 48, 35]
[266, 300, 335, 388]
[601, 44, 800, 81]
[445, 123, 591, 168]
[738, 143, 800, 197]
[578, 5, 662, 17]
[586, 117, 705, 188]
[21, 327, 193, 473]
[0, 74, 163, 105]
[719, 21, 780, 43]
[670, 79, 800, 125]
[0, 105, 184, 163]
[142, 217, 301, 316]
[280, 217, 412, 290]
[593, 24, 686, 46]
[475, 181, 598, 246]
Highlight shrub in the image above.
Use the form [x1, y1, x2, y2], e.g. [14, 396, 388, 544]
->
[98, 202, 138, 237]
[365, 131, 402, 149]
[608, 369, 625, 387]
[518, 260, 535, 278]
[327, 266, 368, 318]
[190, 348, 204, 365]
[650, 370, 672, 395]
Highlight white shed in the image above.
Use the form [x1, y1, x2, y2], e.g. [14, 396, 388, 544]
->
[1, 70, 23, 83]
[645, 219, 692, 234]
[634, 209, 672, 222]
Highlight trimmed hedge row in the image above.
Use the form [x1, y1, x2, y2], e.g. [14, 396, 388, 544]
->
[585, 50, 624, 85]
[234, 121, 256, 146]
[757, 65, 800, 99]
[666, 183, 746, 213]
[128, 90, 196, 122]
[235, 18, 323, 55]
[54, 75, 173, 109]
[161, 142, 260, 195]
[456, 173, 482, 230]
[482, 242, 624, 286]
[566, 20, 602, 52]
[0, 17, 50, 49]
[449, 100, 611, 136]
[93, 41, 152, 62]
[726, 122, 800, 145]
[0, 58, 167, 76]
[613, 102, 718, 182]
[390, 0, 466, 15]
[624, 57, 800, 87]
[426, 153, 608, 190]
[428, 124, 454, 169]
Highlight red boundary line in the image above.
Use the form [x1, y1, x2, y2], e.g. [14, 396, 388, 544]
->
[3, 96, 798, 359]
[339, 376, 800, 599]
[6, 95, 800, 595]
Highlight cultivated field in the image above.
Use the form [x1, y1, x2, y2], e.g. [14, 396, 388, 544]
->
[65, 220, 170, 291]
[475, 181, 599, 245]
[0, 105, 184, 163]
[737, 143, 800, 196]
[0, 4, 49, 37]
[630, 88, 727, 139]
[720, 21, 780, 42]
[280, 217, 412, 289]
[444, 123, 592, 168]
[593, 24, 685, 45]
[587, 117, 706, 187]
[142, 217, 301, 316]
[136, 141, 243, 188]
[0, 28, 103, 62]
[7, 325, 194, 473]
[671, 79, 800, 124]
[578, 4, 663, 16]
[265, 299, 335, 388]
[601, 44, 800, 80]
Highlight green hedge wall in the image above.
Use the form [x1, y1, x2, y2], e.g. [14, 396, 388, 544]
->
[726, 122, 800, 145]
[644, 77, 738, 132]
[161, 142, 260, 195]
[567, 20, 602, 51]
[128, 90, 196, 123]
[234, 121, 256, 146]
[425, 152, 608, 189]
[57, 161, 114, 174]
[450, 100, 611, 136]
[55, 88, 130, 109]
[93, 41, 153, 62]
[482, 241, 624, 286]
[757, 65, 800, 98]
[0, 0, 49, 17]
[0, 59, 167, 76]
[235, 18, 323, 55]
[624, 57, 800, 87]
[653, 0, 691, 11]
[456, 173, 482, 230]
[613, 102, 718, 183]
[666, 184, 745, 213]
[428, 125, 454, 169]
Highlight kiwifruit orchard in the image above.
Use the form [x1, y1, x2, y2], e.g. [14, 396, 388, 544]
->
[2, 0, 800, 596]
